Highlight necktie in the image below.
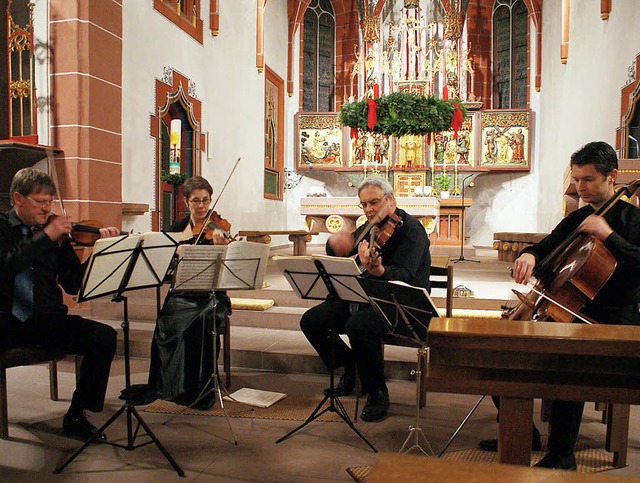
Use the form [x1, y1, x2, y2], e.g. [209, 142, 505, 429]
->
[12, 225, 33, 322]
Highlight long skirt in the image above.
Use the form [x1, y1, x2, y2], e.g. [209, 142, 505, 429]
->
[148, 291, 230, 402]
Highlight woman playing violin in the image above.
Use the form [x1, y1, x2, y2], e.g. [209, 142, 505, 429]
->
[148, 175, 232, 410]
[0, 168, 120, 441]
[300, 176, 431, 422]
[482, 142, 640, 470]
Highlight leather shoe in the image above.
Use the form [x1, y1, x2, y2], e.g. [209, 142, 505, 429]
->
[63, 413, 107, 442]
[478, 427, 541, 452]
[534, 452, 577, 471]
[192, 393, 216, 411]
[360, 389, 390, 422]
[324, 368, 356, 397]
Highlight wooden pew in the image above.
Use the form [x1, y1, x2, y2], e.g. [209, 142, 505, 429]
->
[238, 230, 318, 256]
[424, 318, 640, 466]
[367, 453, 637, 482]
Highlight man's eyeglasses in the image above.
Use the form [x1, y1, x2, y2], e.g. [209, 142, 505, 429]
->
[188, 197, 211, 206]
[26, 195, 54, 208]
[358, 196, 386, 210]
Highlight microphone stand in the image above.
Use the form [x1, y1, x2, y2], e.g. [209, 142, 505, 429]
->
[452, 174, 479, 264]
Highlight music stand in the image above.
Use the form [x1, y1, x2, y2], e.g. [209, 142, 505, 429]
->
[273, 255, 377, 452]
[55, 231, 184, 476]
[161, 242, 269, 443]
[452, 173, 480, 264]
[357, 278, 439, 456]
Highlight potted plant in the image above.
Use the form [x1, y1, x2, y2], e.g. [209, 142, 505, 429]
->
[436, 171, 451, 198]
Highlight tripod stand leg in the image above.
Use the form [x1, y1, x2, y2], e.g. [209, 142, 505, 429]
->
[438, 395, 485, 457]
[130, 406, 185, 476]
[54, 404, 126, 474]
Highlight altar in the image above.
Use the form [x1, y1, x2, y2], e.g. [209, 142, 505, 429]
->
[300, 196, 473, 247]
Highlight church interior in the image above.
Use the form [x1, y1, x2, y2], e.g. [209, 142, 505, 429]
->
[0, 0, 639, 480]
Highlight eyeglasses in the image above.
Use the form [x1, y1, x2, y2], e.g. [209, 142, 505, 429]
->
[358, 196, 386, 210]
[26, 195, 54, 208]
[188, 197, 211, 206]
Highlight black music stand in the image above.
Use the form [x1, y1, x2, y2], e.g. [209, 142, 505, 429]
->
[160, 242, 269, 444]
[452, 173, 480, 264]
[273, 255, 376, 452]
[54, 232, 184, 476]
[357, 278, 439, 456]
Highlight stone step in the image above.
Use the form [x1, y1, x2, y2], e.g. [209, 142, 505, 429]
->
[104, 319, 420, 382]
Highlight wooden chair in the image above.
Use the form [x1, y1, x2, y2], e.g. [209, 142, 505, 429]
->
[0, 348, 80, 439]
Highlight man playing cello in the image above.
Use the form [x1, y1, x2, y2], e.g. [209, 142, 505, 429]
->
[483, 141, 640, 469]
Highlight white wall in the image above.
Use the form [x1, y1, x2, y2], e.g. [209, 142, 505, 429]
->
[121, 0, 295, 235]
[467, 0, 640, 246]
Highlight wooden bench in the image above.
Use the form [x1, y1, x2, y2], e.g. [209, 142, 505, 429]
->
[493, 232, 548, 262]
[238, 230, 319, 256]
[0, 348, 80, 439]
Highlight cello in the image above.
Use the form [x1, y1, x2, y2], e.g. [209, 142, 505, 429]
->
[502, 179, 640, 323]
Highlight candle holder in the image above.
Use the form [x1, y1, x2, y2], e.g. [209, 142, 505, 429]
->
[450, 165, 462, 196]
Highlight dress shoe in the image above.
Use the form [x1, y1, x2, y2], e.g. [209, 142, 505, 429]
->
[478, 427, 541, 452]
[360, 389, 390, 422]
[63, 413, 107, 442]
[324, 368, 356, 397]
[191, 393, 216, 411]
[534, 452, 577, 471]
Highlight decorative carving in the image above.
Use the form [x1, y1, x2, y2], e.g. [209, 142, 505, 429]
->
[283, 169, 302, 191]
[188, 79, 197, 98]
[627, 59, 637, 86]
[162, 66, 174, 86]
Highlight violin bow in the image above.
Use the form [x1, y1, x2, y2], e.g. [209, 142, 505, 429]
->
[45, 146, 66, 216]
[194, 157, 241, 245]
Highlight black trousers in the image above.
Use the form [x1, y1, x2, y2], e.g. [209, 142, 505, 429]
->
[300, 300, 388, 394]
[1, 313, 117, 413]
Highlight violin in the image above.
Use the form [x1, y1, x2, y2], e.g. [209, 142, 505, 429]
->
[42, 215, 129, 247]
[191, 214, 234, 244]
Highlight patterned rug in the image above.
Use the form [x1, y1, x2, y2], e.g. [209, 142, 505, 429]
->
[346, 438, 616, 482]
[143, 394, 358, 422]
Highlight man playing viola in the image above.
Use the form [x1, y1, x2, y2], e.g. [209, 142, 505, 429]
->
[300, 176, 431, 422]
[482, 141, 640, 469]
[0, 168, 120, 441]
[148, 176, 232, 410]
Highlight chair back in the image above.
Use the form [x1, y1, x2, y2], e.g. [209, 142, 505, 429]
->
[429, 264, 454, 317]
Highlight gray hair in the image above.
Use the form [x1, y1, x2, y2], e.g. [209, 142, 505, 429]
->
[357, 175, 394, 196]
[10, 168, 56, 205]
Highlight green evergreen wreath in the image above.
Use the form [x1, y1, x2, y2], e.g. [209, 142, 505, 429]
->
[339, 91, 466, 137]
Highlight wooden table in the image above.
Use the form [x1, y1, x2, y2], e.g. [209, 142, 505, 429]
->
[238, 230, 318, 256]
[367, 453, 638, 482]
[425, 318, 640, 466]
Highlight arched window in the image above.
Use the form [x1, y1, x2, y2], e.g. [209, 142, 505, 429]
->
[302, 0, 335, 112]
[493, 0, 528, 108]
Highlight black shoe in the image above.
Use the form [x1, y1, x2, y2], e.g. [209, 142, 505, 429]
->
[324, 368, 356, 397]
[478, 430, 542, 452]
[360, 389, 390, 422]
[62, 413, 107, 442]
[191, 393, 216, 411]
[534, 452, 577, 471]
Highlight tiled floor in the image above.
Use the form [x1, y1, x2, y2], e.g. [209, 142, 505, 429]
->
[1, 357, 638, 481]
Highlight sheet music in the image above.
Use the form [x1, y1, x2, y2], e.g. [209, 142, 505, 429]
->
[78, 231, 180, 301]
[174, 241, 269, 291]
[273, 254, 368, 302]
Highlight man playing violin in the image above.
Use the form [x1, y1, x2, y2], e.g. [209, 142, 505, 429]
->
[0, 168, 120, 441]
[300, 176, 431, 422]
[481, 141, 640, 469]
[148, 175, 232, 410]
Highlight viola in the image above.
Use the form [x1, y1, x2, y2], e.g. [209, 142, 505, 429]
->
[371, 212, 403, 252]
[502, 179, 640, 323]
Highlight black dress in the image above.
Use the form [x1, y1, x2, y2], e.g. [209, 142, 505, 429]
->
[147, 216, 231, 405]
